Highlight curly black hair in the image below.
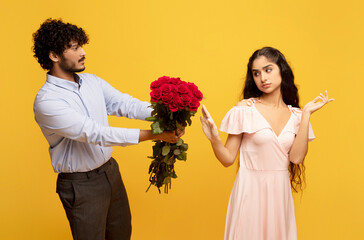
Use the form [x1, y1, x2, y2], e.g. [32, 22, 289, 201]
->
[32, 18, 89, 70]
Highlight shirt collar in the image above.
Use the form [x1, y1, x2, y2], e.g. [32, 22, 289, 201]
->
[46, 73, 83, 92]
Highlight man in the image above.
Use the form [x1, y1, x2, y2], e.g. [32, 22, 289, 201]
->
[32, 18, 182, 240]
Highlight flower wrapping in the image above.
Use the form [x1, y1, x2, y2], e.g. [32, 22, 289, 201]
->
[146, 76, 203, 193]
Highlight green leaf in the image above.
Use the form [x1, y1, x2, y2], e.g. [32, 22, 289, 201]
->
[152, 144, 161, 156]
[163, 177, 171, 184]
[162, 145, 171, 156]
[151, 121, 159, 129]
[170, 171, 177, 178]
[165, 159, 173, 165]
[173, 149, 181, 155]
[187, 118, 192, 126]
[176, 138, 183, 146]
[180, 143, 188, 151]
[176, 122, 184, 130]
[145, 117, 156, 121]
[152, 127, 164, 135]
[151, 121, 164, 134]
[176, 152, 187, 161]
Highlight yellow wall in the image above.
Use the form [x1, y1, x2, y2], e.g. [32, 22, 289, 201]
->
[1, 0, 363, 239]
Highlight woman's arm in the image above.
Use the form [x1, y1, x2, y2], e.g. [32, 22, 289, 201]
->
[200, 105, 242, 167]
[289, 90, 334, 164]
[289, 111, 310, 164]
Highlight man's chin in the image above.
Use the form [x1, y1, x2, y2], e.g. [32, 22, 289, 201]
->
[74, 67, 86, 73]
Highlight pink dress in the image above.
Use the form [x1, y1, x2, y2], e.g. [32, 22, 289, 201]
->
[219, 98, 315, 240]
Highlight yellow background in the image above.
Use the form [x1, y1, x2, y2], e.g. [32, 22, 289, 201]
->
[1, 0, 363, 239]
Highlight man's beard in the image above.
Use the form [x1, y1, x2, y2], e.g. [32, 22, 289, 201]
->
[59, 56, 85, 73]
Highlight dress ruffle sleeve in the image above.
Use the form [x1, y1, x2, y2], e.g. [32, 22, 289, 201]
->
[288, 107, 316, 141]
[219, 106, 269, 134]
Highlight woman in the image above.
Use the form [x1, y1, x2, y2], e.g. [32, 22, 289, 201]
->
[200, 47, 334, 240]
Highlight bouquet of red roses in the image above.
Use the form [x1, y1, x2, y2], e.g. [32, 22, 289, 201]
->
[146, 76, 203, 193]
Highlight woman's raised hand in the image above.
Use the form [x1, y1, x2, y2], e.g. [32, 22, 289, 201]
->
[200, 105, 220, 141]
[303, 90, 334, 114]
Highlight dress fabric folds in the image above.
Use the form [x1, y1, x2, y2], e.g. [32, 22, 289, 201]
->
[219, 98, 315, 240]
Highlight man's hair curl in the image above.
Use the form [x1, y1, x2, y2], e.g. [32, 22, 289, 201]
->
[32, 18, 89, 70]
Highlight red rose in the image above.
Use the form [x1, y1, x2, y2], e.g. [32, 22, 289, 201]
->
[170, 77, 182, 85]
[180, 94, 192, 109]
[158, 76, 171, 84]
[193, 89, 203, 101]
[150, 88, 162, 102]
[160, 84, 172, 94]
[187, 82, 198, 92]
[162, 92, 174, 104]
[177, 84, 189, 94]
[150, 80, 162, 90]
[169, 96, 181, 112]
[170, 84, 178, 94]
[189, 97, 200, 111]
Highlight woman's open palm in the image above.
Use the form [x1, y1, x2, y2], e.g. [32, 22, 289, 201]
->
[303, 90, 334, 114]
[200, 105, 219, 141]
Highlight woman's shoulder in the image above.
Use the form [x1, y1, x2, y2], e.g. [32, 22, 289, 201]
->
[235, 100, 248, 107]
[288, 105, 303, 115]
[235, 98, 260, 107]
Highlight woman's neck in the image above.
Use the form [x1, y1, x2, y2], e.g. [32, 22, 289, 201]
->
[259, 90, 285, 108]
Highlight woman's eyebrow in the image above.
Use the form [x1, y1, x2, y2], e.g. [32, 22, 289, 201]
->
[252, 64, 273, 71]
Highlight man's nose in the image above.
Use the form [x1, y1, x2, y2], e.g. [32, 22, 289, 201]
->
[79, 47, 86, 56]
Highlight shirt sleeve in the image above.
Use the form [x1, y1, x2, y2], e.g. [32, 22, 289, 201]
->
[34, 98, 141, 147]
[95, 75, 152, 120]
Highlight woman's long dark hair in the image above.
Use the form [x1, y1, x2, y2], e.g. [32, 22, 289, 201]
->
[242, 47, 304, 192]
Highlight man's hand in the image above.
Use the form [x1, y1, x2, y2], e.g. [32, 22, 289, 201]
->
[139, 128, 185, 143]
[155, 130, 182, 143]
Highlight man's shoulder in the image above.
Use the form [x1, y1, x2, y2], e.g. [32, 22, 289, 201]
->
[78, 72, 94, 77]
[78, 73, 106, 85]
[35, 81, 57, 100]
[78, 72, 95, 81]
[34, 80, 72, 109]
[78, 73, 104, 80]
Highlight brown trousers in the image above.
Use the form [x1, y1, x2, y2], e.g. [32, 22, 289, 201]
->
[56, 157, 131, 240]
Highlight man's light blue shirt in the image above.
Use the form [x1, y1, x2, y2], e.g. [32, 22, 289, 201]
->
[34, 73, 152, 173]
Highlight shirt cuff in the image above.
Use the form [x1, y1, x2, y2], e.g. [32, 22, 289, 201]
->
[123, 128, 140, 145]
[140, 102, 153, 120]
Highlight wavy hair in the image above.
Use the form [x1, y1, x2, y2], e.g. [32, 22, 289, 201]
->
[32, 18, 89, 70]
[241, 47, 304, 192]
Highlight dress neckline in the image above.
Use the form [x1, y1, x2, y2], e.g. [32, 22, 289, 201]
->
[247, 98, 293, 138]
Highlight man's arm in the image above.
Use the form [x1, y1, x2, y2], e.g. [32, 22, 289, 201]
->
[35, 98, 184, 147]
[35, 98, 142, 147]
[139, 129, 184, 143]
[96, 74, 152, 120]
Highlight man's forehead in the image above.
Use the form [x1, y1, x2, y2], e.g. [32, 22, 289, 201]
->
[68, 40, 79, 46]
